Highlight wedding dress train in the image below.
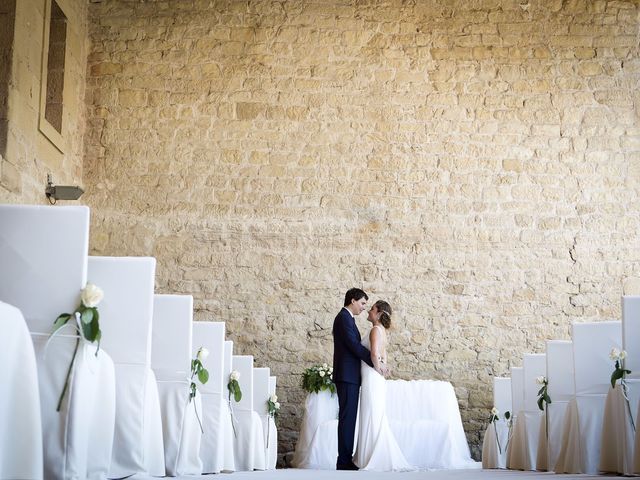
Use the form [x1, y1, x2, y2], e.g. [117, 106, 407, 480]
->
[354, 325, 414, 471]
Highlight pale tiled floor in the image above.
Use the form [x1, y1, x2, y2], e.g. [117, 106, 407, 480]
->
[132, 468, 619, 479]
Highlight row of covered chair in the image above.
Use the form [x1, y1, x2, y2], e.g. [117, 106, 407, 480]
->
[0, 204, 277, 479]
[482, 296, 640, 475]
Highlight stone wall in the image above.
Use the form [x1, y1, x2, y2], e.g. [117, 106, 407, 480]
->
[0, 0, 88, 204]
[83, 0, 640, 460]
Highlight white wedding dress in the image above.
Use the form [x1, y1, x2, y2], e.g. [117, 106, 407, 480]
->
[354, 325, 414, 471]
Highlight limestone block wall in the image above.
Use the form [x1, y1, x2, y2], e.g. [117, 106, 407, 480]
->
[0, 0, 88, 204]
[83, 0, 640, 459]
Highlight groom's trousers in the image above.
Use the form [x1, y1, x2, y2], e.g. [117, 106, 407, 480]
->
[336, 381, 360, 468]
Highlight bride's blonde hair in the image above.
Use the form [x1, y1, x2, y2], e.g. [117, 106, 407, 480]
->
[374, 300, 392, 329]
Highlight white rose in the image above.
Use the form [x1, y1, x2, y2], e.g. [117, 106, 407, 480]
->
[491, 407, 499, 416]
[323, 363, 328, 369]
[81, 283, 104, 308]
[609, 348, 621, 361]
[535, 376, 546, 385]
[230, 370, 240, 381]
[319, 370, 325, 377]
[619, 350, 627, 360]
[197, 347, 209, 362]
[275, 402, 280, 409]
[270, 394, 278, 403]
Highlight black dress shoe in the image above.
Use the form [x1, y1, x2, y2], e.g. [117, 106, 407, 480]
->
[336, 462, 359, 470]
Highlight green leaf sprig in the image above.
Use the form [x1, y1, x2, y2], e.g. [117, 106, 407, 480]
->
[609, 348, 632, 389]
[228, 370, 242, 402]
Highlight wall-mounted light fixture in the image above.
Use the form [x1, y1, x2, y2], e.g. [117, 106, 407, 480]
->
[45, 174, 84, 204]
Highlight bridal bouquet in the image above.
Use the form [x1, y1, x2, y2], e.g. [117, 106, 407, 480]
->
[51, 283, 104, 411]
[190, 347, 210, 433]
[302, 363, 336, 395]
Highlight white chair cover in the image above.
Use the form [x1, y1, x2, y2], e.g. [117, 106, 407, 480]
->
[291, 390, 340, 469]
[600, 296, 640, 475]
[221, 341, 236, 472]
[0, 301, 43, 480]
[231, 355, 266, 471]
[0, 204, 116, 480]
[254, 368, 275, 469]
[541, 340, 573, 472]
[506, 367, 527, 470]
[152, 295, 202, 476]
[482, 377, 511, 469]
[87, 256, 165, 478]
[555, 321, 622, 474]
[192, 322, 228, 474]
[521, 354, 545, 470]
[267, 376, 278, 469]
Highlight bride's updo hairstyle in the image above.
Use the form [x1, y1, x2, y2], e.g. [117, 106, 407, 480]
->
[375, 300, 392, 329]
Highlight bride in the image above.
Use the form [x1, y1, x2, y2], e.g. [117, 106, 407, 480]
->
[353, 300, 413, 471]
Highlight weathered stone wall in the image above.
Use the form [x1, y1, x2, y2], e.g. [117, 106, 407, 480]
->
[84, 0, 640, 460]
[0, 0, 88, 204]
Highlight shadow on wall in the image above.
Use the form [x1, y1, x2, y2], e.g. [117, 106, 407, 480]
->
[0, 0, 16, 160]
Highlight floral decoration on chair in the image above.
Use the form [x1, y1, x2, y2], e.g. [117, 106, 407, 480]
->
[536, 376, 551, 439]
[489, 406, 502, 454]
[227, 370, 242, 437]
[609, 347, 635, 432]
[51, 283, 104, 411]
[190, 347, 210, 433]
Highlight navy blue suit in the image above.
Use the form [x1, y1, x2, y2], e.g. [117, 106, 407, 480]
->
[332, 308, 374, 468]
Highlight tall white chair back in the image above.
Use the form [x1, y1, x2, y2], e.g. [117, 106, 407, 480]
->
[192, 322, 227, 473]
[88, 256, 164, 477]
[506, 367, 527, 470]
[267, 375, 278, 469]
[152, 294, 202, 476]
[556, 321, 622, 474]
[522, 354, 546, 470]
[546, 340, 574, 471]
[232, 355, 266, 471]
[623, 296, 640, 378]
[511, 367, 524, 416]
[0, 205, 115, 479]
[493, 377, 512, 418]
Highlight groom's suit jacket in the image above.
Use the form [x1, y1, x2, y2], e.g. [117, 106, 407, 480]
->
[332, 308, 374, 385]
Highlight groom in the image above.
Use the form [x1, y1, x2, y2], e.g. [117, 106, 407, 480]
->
[332, 288, 377, 470]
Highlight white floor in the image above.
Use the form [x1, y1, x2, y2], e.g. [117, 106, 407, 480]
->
[133, 468, 617, 479]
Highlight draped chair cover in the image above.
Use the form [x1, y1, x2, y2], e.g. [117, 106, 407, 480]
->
[0, 301, 43, 480]
[521, 354, 546, 471]
[539, 340, 574, 472]
[191, 321, 228, 474]
[222, 341, 237, 472]
[152, 295, 202, 476]
[555, 321, 622, 475]
[253, 368, 274, 469]
[600, 296, 640, 475]
[482, 377, 511, 469]
[231, 355, 266, 471]
[87, 256, 165, 478]
[268, 375, 278, 469]
[0, 205, 115, 480]
[506, 367, 527, 470]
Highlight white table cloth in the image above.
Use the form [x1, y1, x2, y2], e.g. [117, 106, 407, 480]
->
[232, 355, 266, 471]
[600, 296, 640, 475]
[88, 256, 165, 478]
[267, 375, 278, 469]
[0, 205, 116, 480]
[482, 377, 511, 469]
[152, 295, 202, 476]
[293, 379, 478, 470]
[221, 341, 237, 472]
[555, 321, 621, 475]
[0, 301, 43, 480]
[539, 340, 573, 472]
[192, 322, 228, 474]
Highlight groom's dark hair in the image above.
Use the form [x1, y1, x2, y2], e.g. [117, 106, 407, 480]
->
[344, 288, 368, 307]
